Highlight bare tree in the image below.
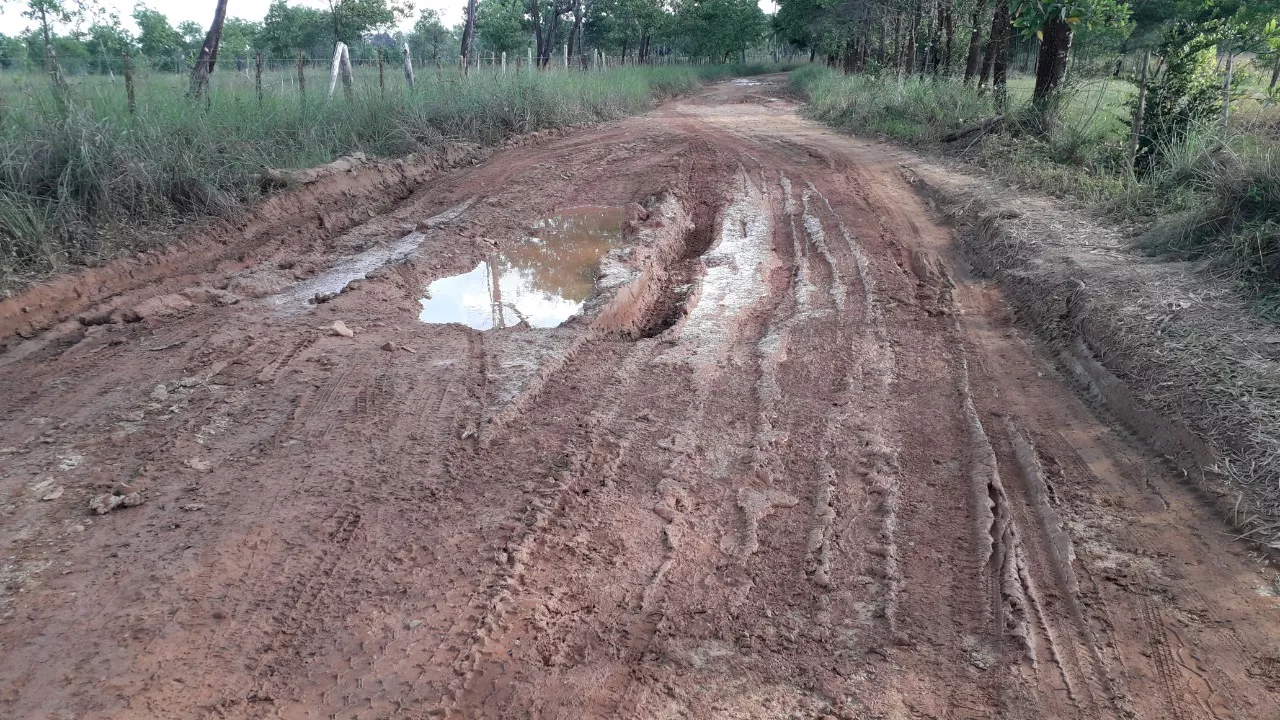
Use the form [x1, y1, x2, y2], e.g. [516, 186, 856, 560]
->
[189, 0, 230, 100]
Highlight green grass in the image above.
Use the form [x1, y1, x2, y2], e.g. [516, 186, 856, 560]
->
[791, 63, 1280, 315]
[0, 61, 786, 290]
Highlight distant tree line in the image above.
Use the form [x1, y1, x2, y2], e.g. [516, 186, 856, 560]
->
[3, 0, 771, 76]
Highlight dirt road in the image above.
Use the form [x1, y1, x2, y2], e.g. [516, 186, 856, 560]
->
[3, 76, 1279, 720]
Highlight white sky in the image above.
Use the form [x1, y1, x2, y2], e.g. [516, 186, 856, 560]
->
[0, 0, 778, 38]
[0, 0, 467, 36]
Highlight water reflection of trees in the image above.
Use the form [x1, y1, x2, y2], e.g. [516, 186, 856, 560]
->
[497, 209, 625, 303]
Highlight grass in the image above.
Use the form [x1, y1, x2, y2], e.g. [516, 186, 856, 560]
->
[0, 61, 784, 291]
[791, 63, 1280, 315]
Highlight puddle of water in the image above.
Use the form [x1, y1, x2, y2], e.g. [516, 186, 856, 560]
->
[271, 198, 476, 307]
[419, 206, 625, 330]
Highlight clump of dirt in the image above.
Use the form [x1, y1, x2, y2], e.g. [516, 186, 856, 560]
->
[910, 163, 1280, 552]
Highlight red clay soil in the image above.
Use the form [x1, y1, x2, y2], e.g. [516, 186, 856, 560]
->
[1, 77, 1278, 720]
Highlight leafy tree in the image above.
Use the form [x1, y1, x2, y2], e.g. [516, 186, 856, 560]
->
[477, 0, 528, 56]
[257, 0, 331, 57]
[178, 20, 205, 53]
[1011, 0, 1130, 110]
[1130, 22, 1222, 170]
[219, 18, 262, 60]
[325, 0, 412, 46]
[23, 0, 76, 47]
[409, 8, 451, 61]
[133, 4, 184, 67]
[84, 14, 136, 73]
[672, 0, 765, 61]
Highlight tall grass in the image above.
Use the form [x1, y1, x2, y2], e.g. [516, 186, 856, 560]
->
[791, 63, 1280, 314]
[0, 63, 765, 290]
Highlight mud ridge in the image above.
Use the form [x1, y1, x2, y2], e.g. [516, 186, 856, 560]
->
[0, 144, 489, 344]
[911, 169, 1280, 558]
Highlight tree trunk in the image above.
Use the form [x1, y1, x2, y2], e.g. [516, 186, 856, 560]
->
[530, 0, 544, 68]
[943, 0, 955, 76]
[189, 0, 230, 100]
[570, 0, 584, 61]
[977, 1, 1001, 88]
[990, 1, 1010, 111]
[461, 0, 479, 66]
[907, 0, 919, 75]
[1032, 17, 1072, 108]
[1270, 56, 1279, 90]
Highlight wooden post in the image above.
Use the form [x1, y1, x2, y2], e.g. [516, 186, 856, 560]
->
[1221, 52, 1233, 125]
[122, 51, 137, 114]
[528, 47, 533, 70]
[403, 44, 416, 88]
[297, 50, 307, 98]
[563, 43, 568, 70]
[377, 48, 385, 96]
[1127, 50, 1150, 176]
[339, 45, 355, 101]
[255, 51, 264, 105]
[501, 51, 507, 73]
[329, 42, 354, 100]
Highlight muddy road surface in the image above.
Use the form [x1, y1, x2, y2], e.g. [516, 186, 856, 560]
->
[3, 77, 1280, 720]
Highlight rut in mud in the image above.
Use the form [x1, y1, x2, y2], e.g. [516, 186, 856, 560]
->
[1, 77, 1279, 720]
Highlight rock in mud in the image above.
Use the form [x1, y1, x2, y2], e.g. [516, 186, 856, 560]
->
[331, 321, 355, 338]
[185, 457, 212, 472]
[41, 487, 64, 501]
[382, 341, 399, 352]
[89, 492, 143, 515]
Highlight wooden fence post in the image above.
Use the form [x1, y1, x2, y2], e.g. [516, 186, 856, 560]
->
[528, 47, 533, 70]
[563, 43, 568, 70]
[297, 50, 307, 99]
[1127, 50, 1150, 176]
[1221, 52, 1234, 125]
[255, 51, 264, 105]
[339, 45, 355, 100]
[377, 48, 385, 96]
[122, 51, 137, 114]
[501, 51, 507, 73]
[402, 44, 416, 88]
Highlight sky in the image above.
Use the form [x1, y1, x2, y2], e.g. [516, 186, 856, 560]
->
[0, 0, 778, 38]
[0, 0, 465, 36]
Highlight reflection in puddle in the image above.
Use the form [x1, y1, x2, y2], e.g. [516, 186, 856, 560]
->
[419, 207, 625, 330]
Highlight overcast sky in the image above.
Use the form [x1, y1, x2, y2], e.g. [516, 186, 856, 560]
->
[0, 0, 778, 38]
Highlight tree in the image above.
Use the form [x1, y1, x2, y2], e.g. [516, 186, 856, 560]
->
[1011, 0, 1129, 111]
[672, 0, 765, 62]
[133, 5, 184, 68]
[188, 0, 229, 99]
[85, 15, 136, 73]
[461, 0, 479, 64]
[409, 8, 451, 62]
[326, 0, 411, 46]
[257, 0, 331, 57]
[476, 0, 528, 56]
[23, 0, 74, 48]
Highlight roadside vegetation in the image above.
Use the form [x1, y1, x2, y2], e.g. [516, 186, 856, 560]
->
[781, 0, 1280, 316]
[1, 0, 781, 291]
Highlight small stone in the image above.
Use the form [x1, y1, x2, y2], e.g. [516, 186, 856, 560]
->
[42, 487, 64, 501]
[407, 619, 423, 630]
[382, 341, 399, 352]
[67, 524, 85, 533]
[89, 491, 144, 515]
[185, 458, 212, 472]
[331, 320, 354, 338]
[181, 503, 206, 512]
[150, 385, 169, 402]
